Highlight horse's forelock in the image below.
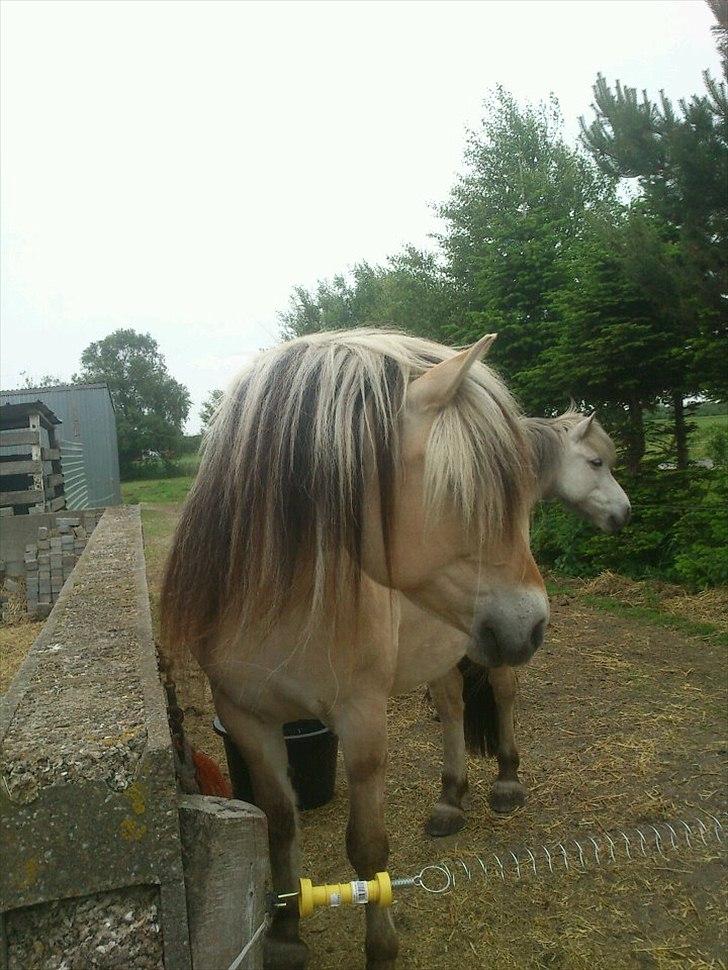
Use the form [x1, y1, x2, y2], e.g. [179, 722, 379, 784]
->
[524, 411, 618, 488]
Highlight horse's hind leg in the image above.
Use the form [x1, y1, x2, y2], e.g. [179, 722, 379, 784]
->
[213, 692, 309, 970]
[336, 697, 398, 969]
[488, 665, 526, 814]
[425, 668, 468, 837]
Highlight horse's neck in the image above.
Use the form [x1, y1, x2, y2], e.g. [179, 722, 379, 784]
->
[393, 595, 468, 694]
[523, 418, 564, 500]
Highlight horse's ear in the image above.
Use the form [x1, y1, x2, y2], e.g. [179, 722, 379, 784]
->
[571, 412, 596, 441]
[408, 333, 497, 411]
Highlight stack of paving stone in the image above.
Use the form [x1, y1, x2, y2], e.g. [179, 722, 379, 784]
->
[24, 512, 103, 619]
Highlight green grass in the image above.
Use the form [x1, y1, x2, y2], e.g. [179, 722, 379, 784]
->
[176, 453, 202, 474]
[136, 503, 184, 628]
[691, 413, 728, 460]
[646, 412, 728, 461]
[579, 594, 728, 647]
[121, 475, 195, 505]
[546, 577, 728, 647]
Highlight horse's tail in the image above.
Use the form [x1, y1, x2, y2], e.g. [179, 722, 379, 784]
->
[458, 657, 499, 758]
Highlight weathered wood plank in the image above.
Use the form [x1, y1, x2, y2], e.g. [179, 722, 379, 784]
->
[45, 473, 64, 487]
[0, 488, 44, 506]
[49, 496, 66, 511]
[41, 447, 61, 461]
[0, 429, 39, 447]
[179, 796, 268, 970]
[0, 460, 43, 476]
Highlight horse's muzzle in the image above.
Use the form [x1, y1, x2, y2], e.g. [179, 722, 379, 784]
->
[607, 503, 632, 533]
[468, 588, 549, 668]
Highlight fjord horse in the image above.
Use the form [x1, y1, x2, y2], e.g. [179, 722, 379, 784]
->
[162, 330, 548, 969]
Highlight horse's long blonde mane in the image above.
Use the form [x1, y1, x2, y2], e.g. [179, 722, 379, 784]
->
[161, 329, 530, 649]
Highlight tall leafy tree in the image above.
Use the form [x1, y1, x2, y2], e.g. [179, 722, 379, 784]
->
[76, 329, 190, 471]
[437, 88, 615, 411]
[280, 248, 457, 341]
[19, 371, 66, 388]
[200, 389, 224, 431]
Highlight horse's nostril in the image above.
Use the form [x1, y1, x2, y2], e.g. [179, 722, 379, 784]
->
[530, 618, 546, 652]
[609, 506, 631, 532]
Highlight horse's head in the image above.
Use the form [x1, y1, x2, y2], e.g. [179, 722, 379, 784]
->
[362, 334, 549, 668]
[550, 413, 631, 534]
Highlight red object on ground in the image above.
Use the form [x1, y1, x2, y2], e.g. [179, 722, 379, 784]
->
[192, 749, 233, 798]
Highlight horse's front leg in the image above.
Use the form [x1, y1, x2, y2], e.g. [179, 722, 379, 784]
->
[425, 668, 468, 836]
[487, 665, 526, 814]
[336, 697, 398, 969]
[213, 691, 308, 970]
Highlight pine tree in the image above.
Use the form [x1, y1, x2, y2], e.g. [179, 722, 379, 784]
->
[580, 16, 728, 458]
[544, 211, 684, 472]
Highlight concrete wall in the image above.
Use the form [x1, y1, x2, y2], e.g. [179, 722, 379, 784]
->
[0, 507, 191, 969]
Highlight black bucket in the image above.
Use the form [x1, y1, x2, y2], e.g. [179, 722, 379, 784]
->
[213, 717, 338, 811]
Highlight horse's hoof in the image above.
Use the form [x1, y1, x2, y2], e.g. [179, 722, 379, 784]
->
[424, 803, 466, 837]
[263, 934, 309, 970]
[365, 941, 398, 969]
[488, 780, 526, 815]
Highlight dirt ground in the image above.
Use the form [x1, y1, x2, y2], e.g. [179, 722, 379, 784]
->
[0, 581, 43, 694]
[137, 503, 728, 970]
[4, 502, 720, 966]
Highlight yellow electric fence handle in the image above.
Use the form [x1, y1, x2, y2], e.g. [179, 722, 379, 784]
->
[296, 872, 393, 917]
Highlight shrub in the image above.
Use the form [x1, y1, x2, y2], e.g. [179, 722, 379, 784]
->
[532, 461, 728, 589]
[121, 455, 190, 481]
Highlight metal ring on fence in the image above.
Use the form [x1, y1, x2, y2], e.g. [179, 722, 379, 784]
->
[604, 833, 617, 863]
[679, 820, 693, 848]
[415, 864, 453, 895]
[621, 832, 633, 861]
[706, 813, 723, 843]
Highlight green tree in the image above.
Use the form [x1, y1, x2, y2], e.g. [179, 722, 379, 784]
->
[437, 88, 615, 411]
[19, 371, 66, 388]
[707, 0, 728, 80]
[580, 23, 728, 447]
[200, 389, 224, 430]
[280, 248, 459, 341]
[76, 329, 190, 472]
[543, 210, 684, 471]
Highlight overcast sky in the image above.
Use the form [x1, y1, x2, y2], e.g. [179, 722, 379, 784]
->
[1, 1, 721, 431]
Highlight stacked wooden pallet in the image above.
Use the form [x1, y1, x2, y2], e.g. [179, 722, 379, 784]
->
[0, 402, 66, 515]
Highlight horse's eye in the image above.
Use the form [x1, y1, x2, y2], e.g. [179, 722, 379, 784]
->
[589, 457, 603, 468]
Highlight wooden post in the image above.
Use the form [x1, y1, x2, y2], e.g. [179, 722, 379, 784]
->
[178, 796, 270, 970]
